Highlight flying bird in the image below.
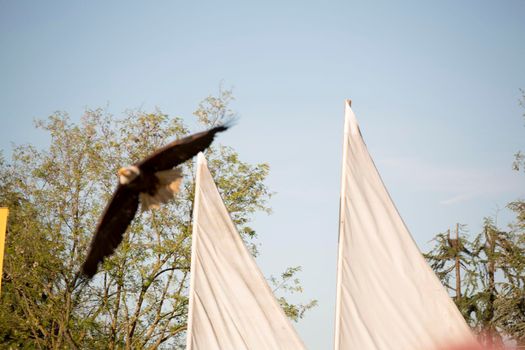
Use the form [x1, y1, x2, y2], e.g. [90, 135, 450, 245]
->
[81, 125, 228, 278]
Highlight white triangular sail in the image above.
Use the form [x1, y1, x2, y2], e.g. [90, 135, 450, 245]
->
[334, 101, 474, 350]
[186, 153, 306, 350]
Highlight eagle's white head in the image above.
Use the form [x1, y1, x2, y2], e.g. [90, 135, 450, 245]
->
[118, 166, 140, 185]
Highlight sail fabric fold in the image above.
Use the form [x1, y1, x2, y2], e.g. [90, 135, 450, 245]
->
[334, 101, 474, 350]
[186, 153, 306, 350]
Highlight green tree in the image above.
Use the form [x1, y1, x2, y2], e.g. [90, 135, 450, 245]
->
[425, 220, 525, 347]
[498, 88, 525, 344]
[269, 266, 318, 323]
[424, 224, 477, 319]
[499, 89, 525, 346]
[0, 90, 314, 349]
[0, 152, 66, 348]
[426, 90, 525, 347]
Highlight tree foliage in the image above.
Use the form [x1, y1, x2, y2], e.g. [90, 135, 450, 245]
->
[269, 266, 318, 323]
[512, 90, 525, 173]
[426, 218, 525, 347]
[426, 90, 525, 347]
[0, 91, 314, 348]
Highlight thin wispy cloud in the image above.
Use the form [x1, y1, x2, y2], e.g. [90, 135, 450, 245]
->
[378, 156, 523, 205]
[439, 193, 475, 205]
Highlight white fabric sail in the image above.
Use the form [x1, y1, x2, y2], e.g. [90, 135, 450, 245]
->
[334, 101, 474, 350]
[186, 153, 306, 350]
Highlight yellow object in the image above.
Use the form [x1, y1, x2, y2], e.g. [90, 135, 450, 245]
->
[0, 207, 8, 294]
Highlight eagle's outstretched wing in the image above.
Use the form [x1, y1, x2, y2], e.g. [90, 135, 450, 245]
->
[81, 185, 139, 278]
[81, 125, 229, 278]
[137, 125, 228, 172]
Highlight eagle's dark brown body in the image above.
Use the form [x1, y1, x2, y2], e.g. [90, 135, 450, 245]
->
[81, 125, 228, 278]
[128, 170, 159, 194]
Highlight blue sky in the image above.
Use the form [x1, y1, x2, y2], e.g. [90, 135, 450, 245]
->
[1, 1, 524, 348]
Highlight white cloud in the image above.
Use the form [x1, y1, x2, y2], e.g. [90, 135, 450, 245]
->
[439, 193, 475, 205]
[377, 156, 523, 205]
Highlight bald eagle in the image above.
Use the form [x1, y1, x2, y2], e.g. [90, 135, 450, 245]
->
[81, 125, 228, 278]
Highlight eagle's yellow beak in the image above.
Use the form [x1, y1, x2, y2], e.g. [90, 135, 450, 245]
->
[118, 168, 131, 177]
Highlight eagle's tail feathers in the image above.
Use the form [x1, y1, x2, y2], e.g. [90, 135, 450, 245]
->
[140, 168, 183, 212]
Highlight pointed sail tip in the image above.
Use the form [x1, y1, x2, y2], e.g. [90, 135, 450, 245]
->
[344, 99, 360, 135]
[197, 152, 206, 165]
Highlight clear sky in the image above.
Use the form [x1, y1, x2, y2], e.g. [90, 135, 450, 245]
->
[1, 1, 524, 348]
